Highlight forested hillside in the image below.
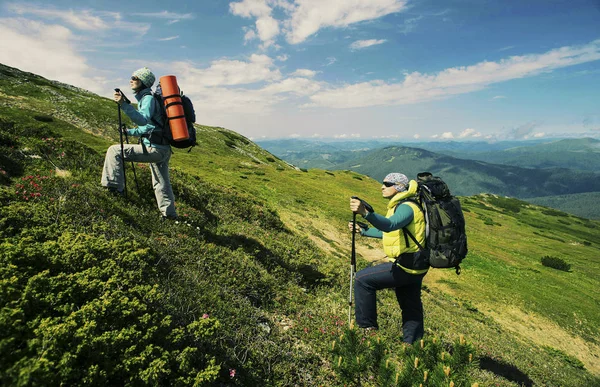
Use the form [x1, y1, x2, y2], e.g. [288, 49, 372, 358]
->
[332, 145, 600, 198]
[1, 63, 599, 386]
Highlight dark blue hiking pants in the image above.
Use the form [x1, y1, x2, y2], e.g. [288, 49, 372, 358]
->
[354, 261, 426, 344]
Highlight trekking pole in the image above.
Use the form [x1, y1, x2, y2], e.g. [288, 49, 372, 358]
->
[347, 196, 374, 326]
[123, 126, 140, 194]
[116, 100, 128, 199]
[115, 88, 137, 197]
[348, 211, 357, 326]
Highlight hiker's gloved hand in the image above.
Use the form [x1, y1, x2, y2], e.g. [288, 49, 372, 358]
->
[350, 197, 368, 216]
[113, 91, 125, 105]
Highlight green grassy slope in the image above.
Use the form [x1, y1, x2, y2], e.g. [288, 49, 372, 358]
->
[1, 63, 600, 386]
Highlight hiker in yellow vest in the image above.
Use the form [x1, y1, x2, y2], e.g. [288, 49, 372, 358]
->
[349, 173, 428, 344]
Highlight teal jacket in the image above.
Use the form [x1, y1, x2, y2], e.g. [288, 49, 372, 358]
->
[120, 88, 170, 150]
[360, 204, 414, 238]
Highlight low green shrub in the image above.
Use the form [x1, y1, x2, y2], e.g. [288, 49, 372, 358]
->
[330, 328, 477, 386]
[541, 256, 571, 272]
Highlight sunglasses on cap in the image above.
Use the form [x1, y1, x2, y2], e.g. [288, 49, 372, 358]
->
[382, 181, 396, 187]
[131, 76, 140, 81]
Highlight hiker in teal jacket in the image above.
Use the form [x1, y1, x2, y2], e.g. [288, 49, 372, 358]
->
[101, 67, 177, 220]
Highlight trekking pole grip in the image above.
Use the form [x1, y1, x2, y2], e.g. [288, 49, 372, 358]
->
[351, 196, 374, 213]
[114, 88, 131, 104]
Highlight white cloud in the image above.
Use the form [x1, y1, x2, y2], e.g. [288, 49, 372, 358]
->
[0, 18, 106, 94]
[172, 54, 282, 87]
[132, 11, 194, 20]
[7, 3, 108, 30]
[350, 39, 387, 50]
[291, 69, 317, 77]
[6, 3, 150, 36]
[158, 36, 179, 41]
[148, 55, 321, 115]
[262, 77, 322, 95]
[533, 132, 546, 138]
[492, 95, 506, 100]
[458, 128, 482, 138]
[309, 39, 600, 108]
[334, 133, 361, 138]
[285, 0, 408, 44]
[230, 0, 280, 47]
[441, 132, 454, 139]
[229, 0, 408, 46]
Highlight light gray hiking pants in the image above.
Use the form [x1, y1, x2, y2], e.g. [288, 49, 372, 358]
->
[101, 144, 177, 217]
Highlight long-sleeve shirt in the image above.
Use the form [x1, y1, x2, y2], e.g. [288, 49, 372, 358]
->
[360, 203, 414, 238]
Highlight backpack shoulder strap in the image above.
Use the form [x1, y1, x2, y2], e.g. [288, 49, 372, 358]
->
[398, 198, 425, 250]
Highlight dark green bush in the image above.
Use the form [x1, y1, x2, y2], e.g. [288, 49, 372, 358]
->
[34, 114, 54, 122]
[486, 196, 523, 213]
[541, 256, 571, 272]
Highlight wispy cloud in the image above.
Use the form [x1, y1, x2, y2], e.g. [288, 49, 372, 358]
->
[324, 57, 337, 66]
[498, 45, 516, 52]
[229, 0, 409, 46]
[285, 0, 408, 44]
[492, 95, 506, 100]
[399, 16, 422, 34]
[132, 11, 194, 20]
[158, 36, 179, 41]
[7, 3, 109, 31]
[350, 39, 387, 50]
[5, 3, 150, 36]
[309, 39, 600, 108]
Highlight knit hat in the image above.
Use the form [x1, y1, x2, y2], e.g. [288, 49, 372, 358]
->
[132, 67, 155, 88]
[383, 173, 409, 192]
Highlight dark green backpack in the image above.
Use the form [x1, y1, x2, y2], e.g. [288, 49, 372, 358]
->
[404, 172, 468, 274]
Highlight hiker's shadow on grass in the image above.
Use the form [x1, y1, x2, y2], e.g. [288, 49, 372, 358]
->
[479, 356, 533, 387]
[204, 232, 327, 288]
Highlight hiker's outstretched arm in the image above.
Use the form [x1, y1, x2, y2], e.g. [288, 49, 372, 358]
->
[364, 204, 414, 233]
[361, 228, 383, 238]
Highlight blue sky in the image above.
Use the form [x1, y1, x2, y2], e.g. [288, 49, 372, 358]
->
[1, 0, 599, 141]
